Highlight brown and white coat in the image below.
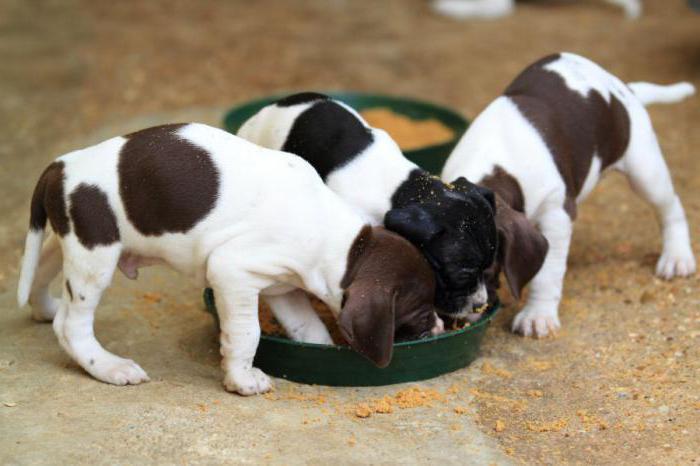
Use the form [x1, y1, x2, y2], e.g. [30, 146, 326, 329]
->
[17, 123, 439, 395]
[443, 52, 696, 337]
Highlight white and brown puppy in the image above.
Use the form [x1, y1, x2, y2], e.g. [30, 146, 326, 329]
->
[17, 123, 439, 395]
[442, 52, 696, 337]
[238, 93, 511, 323]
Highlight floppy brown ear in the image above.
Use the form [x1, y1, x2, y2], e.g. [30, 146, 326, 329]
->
[339, 288, 395, 368]
[496, 202, 548, 300]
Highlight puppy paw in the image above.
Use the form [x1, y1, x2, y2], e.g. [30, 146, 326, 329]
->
[224, 367, 273, 396]
[90, 356, 150, 385]
[656, 249, 696, 280]
[29, 296, 60, 322]
[512, 306, 560, 338]
[295, 327, 334, 345]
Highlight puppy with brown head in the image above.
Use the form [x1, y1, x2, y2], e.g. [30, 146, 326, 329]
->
[339, 226, 439, 367]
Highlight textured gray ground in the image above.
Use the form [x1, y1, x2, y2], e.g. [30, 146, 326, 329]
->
[1, 1, 698, 464]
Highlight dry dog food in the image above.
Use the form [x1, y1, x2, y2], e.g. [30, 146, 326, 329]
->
[259, 297, 346, 344]
[360, 108, 454, 150]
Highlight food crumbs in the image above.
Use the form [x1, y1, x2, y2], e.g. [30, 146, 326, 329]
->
[527, 389, 544, 398]
[142, 292, 162, 303]
[495, 420, 506, 432]
[360, 108, 455, 151]
[355, 404, 372, 418]
[454, 406, 469, 415]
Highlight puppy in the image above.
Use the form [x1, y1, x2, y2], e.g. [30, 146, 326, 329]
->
[432, 0, 641, 20]
[237, 93, 508, 321]
[442, 52, 696, 337]
[17, 123, 439, 395]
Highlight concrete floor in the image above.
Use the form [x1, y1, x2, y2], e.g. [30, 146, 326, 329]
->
[1, 1, 699, 464]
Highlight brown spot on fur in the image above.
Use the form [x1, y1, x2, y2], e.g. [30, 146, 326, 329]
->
[69, 184, 120, 249]
[30, 161, 70, 236]
[480, 165, 525, 213]
[505, 54, 630, 219]
[65, 279, 73, 301]
[118, 124, 220, 236]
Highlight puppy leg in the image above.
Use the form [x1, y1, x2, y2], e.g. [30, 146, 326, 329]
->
[28, 233, 63, 322]
[54, 239, 149, 385]
[207, 252, 272, 396]
[620, 115, 696, 279]
[264, 290, 333, 344]
[432, 0, 514, 19]
[512, 209, 572, 337]
[602, 0, 641, 18]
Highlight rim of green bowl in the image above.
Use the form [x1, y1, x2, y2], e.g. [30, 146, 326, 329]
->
[202, 288, 500, 350]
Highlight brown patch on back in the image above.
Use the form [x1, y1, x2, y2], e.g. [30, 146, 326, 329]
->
[505, 54, 631, 219]
[30, 161, 70, 236]
[480, 165, 525, 213]
[118, 124, 220, 236]
[69, 183, 120, 249]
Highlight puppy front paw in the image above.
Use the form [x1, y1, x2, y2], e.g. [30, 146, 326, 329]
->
[512, 305, 560, 338]
[656, 249, 696, 280]
[224, 367, 273, 396]
[89, 355, 150, 385]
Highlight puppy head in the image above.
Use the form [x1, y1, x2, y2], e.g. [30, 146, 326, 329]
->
[488, 195, 549, 300]
[339, 226, 438, 368]
[384, 176, 498, 318]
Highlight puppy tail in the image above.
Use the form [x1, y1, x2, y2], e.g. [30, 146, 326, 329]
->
[17, 173, 50, 308]
[628, 81, 696, 106]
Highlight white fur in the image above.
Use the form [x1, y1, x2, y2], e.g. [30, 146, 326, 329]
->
[17, 123, 376, 395]
[432, 0, 641, 20]
[442, 53, 695, 337]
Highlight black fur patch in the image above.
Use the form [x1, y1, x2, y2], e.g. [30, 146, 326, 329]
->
[69, 183, 120, 249]
[65, 280, 73, 301]
[30, 161, 70, 236]
[281, 100, 374, 180]
[118, 124, 220, 236]
[505, 54, 631, 219]
[276, 92, 329, 107]
[387, 170, 498, 315]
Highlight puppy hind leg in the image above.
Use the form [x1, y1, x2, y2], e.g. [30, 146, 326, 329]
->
[512, 209, 572, 338]
[28, 233, 63, 322]
[55, 240, 149, 385]
[620, 114, 695, 279]
[264, 290, 333, 345]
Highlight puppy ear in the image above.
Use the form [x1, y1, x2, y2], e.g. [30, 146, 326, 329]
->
[339, 288, 395, 368]
[452, 177, 496, 210]
[384, 205, 443, 247]
[496, 202, 548, 300]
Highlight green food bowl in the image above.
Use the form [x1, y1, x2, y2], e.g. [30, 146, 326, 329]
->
[203, 288, 499, 387]
[223, 91, 469, 174]
[210, 92, 489, 387]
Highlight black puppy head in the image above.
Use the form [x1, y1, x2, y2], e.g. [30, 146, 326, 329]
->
[385, 175, 498, 317]
[338, 226, 438, 367]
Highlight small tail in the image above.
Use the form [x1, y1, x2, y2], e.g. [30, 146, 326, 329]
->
[17, 229, 46, 308]
[628, 81, 696, 106]
[17, 166, 52, 308]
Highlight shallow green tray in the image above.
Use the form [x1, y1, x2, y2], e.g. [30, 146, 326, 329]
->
[203, 289, 499, 387]
[223, 91, 469, 175]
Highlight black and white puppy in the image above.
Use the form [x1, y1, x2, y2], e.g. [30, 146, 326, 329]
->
[17, 123, 439, 395]
[443, 52, 696, 337]
[238, 93, 512, 321]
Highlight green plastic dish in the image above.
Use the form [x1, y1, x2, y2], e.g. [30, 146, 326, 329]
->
[203, 288, 499, 387]
[222, 91, 469, 175]
[210, 92, 489, 387]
